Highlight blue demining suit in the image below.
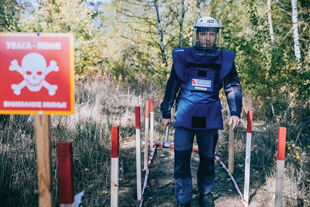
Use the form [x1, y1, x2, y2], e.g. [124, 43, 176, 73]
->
[160, 47, 242, 204]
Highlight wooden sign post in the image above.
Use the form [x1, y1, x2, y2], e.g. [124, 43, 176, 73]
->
[150, 98, 154, 151]
[144, 101, 150, 169]
[57, 142, 74, 207]
[36, 115, 53, 207]
[111, 126, 119, 207]
[135, 106, 142, 200]
[229, 124, 234, 174]
[243, 111, 253, 207]
[275, 127, 287, 207]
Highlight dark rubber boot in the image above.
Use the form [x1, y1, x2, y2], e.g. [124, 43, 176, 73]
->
[199, 193, 215, 207]
[175, 202, 191, 207]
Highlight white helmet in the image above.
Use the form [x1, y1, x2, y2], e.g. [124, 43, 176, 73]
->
[195, 16, 220, 30]
[192, 16, 221, 50]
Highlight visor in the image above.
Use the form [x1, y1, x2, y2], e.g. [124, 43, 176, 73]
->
[192, 18, 222, 51]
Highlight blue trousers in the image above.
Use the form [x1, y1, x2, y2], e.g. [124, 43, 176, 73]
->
[174, 128, 218, 204]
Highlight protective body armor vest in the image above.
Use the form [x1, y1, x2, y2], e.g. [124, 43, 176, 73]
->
[172, 47, 235, 130]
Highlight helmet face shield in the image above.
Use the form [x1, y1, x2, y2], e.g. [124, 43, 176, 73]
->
[196, 27, 219, 33]
[192, 28, 220, 50]
[192, 17, 221, 50]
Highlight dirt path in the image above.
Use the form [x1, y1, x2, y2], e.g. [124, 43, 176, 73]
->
[117, 137, 274, 207]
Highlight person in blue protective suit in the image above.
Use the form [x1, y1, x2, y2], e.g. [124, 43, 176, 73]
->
[160, 16, 242, 207]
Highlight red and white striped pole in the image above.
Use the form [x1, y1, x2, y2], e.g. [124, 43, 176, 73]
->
[111, 126, 119, 207]
[243, 111, 253, 207]
[135, 106, 142, 200]
[275, 127, 287, 207]
[150, 98, 154, 154]
[144, 101, 150, 169]
[57, 142, 74, 207]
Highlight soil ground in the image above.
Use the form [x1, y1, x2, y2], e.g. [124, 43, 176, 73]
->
[117, 135, 275, 207]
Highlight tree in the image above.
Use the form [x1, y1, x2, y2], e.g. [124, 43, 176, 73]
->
[18, 0, 107, 77]
[154, 0, 167, 65]
[291, 0, 301, 71]
[267, 0, 274, 46]
[0, 0, 19, 32]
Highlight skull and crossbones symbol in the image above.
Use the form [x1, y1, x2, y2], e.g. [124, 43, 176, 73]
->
[9, 53, 59, 96]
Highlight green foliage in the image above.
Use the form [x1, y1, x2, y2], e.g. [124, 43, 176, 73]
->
[4, 0, 309, 114]
[0, 0, 19, 31]
[109, 0, 199, 85]
[17, 0, 106, 77]
[207, 0, 310, 117]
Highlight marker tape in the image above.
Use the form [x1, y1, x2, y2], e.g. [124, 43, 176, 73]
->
[153, 143, 244, 205]
[139, 144, 157, 207]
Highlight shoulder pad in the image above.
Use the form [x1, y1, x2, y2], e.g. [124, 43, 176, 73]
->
[172, 48, 188, 82]
[222, 50, 235, 58]
[172, 48, 186, 59]
[219, 50, 235, 82]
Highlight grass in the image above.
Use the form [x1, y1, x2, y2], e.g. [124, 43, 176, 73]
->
[0, 76, 309, 206]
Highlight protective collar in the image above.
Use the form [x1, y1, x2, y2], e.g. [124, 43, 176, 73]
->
[172, 47, 235, 83]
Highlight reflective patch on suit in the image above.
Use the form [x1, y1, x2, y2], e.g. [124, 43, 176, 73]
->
[192, 79, 211, 87]
[190, 78, 213, 92]
[174, 49, 184, 52]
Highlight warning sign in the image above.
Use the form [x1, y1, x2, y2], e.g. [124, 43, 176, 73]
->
[0, 33, 74, 115]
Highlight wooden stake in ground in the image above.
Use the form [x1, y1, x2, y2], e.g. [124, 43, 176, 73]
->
[144, 101, 150, 169]
[229, 124, 234, 174]
[10, 114, 14, 122]
[35, 115, 53, 207]
[135, 107, 142, 200]
[150, 98, 154, 150]
[275, 127, 287, 207]
[111, 126, 119, 207]
[243, 111, 253, 207]
[57, 142, 74, 207]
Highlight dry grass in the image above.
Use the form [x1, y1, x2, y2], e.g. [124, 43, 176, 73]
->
[0, 76, 309, 207]
[0, 76, 161, 207]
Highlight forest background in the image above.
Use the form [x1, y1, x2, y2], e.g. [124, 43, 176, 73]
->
[0, 0, 310, 206]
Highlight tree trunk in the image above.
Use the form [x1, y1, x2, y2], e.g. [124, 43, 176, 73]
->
[197, 0, 201, 18]
[267, 0, 274, 46]
[179, 0, 185, 48]
[154, 0, 167, 66]
[18, 0, 22, 17]
[291, 0, 301, 70]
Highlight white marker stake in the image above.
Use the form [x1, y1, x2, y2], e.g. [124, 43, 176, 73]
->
[144, 101, 150, 169]
[229, 124, 234, 174]
[243, 111, 253, 207]
[111, 126, 119, 207]
[150, 98, 154, 153]
[135, 107, 142, 200]
[275, 127, 287, 207]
